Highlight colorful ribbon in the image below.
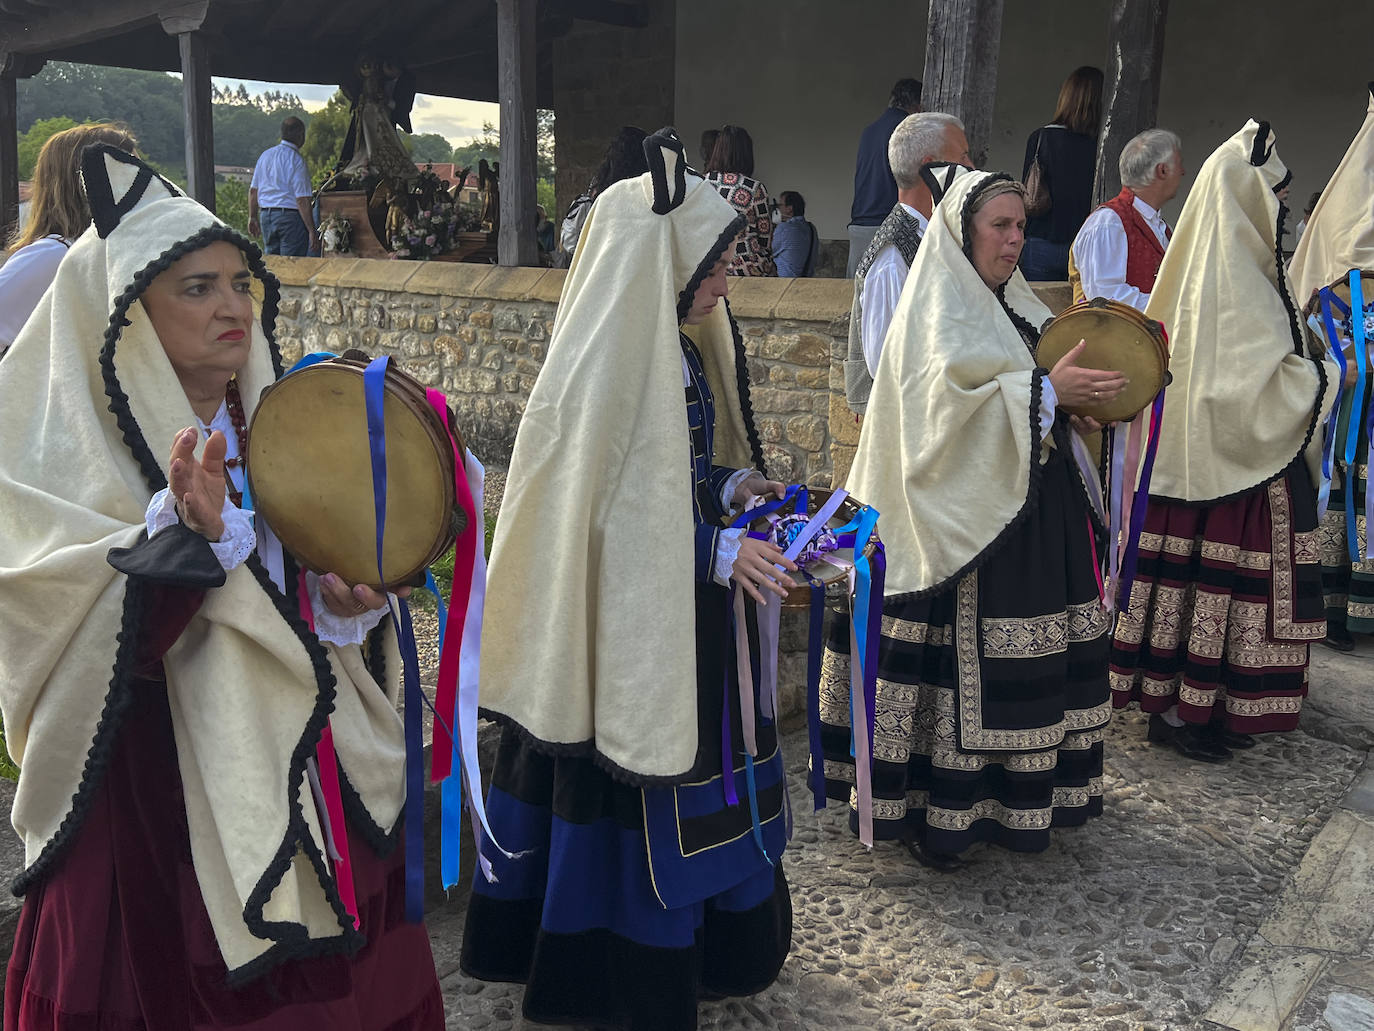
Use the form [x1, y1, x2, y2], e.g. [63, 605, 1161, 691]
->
[1313, 298, 1349, 520]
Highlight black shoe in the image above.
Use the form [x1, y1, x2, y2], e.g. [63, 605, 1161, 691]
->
[1148, 715, 1231, 762]
[1322, 625, 1357, 652]
[903, 838, 965, 873]
[1207, 725, 1257, 750]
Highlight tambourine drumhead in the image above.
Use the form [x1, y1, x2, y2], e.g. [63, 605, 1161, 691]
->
[247, 360, 463, 590]
[745, 487, 880, 610]
[1036, 298, 1169, 422]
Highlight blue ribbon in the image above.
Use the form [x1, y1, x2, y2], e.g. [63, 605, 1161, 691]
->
[1347, 272, 1368, 563]
[1316, 292, 1350, 521]
[421, 568, 466, 888]
[831, 505, 879, 759]
[728, 484, 800, 529]
[362, 356, 426, 923]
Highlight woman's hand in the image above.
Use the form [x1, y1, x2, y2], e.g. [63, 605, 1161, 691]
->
[733, 471, 787, 509]
[732, 537, 797, 605]
[318, 573, 413, 619]
[1069, 414, 1111, 435]
[1048, 339, 1128, 409]
[169, 427, 226, 540]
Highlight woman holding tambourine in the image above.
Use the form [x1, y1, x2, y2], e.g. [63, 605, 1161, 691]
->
[0, 146, 443, 1028]
[818, 166, 1121, 871]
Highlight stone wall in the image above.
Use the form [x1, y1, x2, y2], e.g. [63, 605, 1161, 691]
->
[265, 257, 853, 487]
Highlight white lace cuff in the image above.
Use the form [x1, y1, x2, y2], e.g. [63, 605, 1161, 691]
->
[146, 487, 256, 572]
[720, 468, 757, 510]
[712, 527, 745, 587]
[306, 571, 389, 647]
[1039, 378, 1059, 436]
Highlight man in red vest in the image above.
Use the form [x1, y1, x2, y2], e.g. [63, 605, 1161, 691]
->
[1069, 129, 1185, 310]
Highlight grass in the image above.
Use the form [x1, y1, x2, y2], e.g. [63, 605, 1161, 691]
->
[0, 715, 19, 782]
[411, 512, 496, 610]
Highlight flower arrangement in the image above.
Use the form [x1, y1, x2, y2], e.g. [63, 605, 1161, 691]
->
[388, 167, 484, 260]
[319, 210, 352, 254]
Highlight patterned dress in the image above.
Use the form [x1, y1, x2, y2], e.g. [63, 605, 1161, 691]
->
[1109, 462, 1326, 731]
[1319, 389, 1374, 635]
[819, 336, 1111, 856]
[706, 172, 776, 277]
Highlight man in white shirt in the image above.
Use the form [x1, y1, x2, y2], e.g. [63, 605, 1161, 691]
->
[844, 112, 972, 415]
[1069, 129, 1185, 311]
[248, 118, 319, 256]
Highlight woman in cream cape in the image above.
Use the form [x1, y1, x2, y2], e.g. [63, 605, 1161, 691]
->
[0, 146, 442, 1029]
[1289, 86, 1374, 651]
[819, 168, 1122, 867]
[460, 129, 794, 1031]
[1109, 121, 1337, 760]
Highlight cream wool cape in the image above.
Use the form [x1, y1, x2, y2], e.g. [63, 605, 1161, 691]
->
[0, 147, 406, 982]
[1289, 85, 1374, 307]
[1143, 120, 1337, 504]
[847, 169, 1059, 599]
[478, 135, 761, 782]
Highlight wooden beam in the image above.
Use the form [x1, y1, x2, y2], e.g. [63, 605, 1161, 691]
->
[156, 0, 208, 35]
[568, 0, 647, 28]
[177, 29, 215, 210]
[921, 0, 1004, 168]
[496, 0, 538, 267]
[1094, 0, 1168, 204]
[0, 71, 17, 241]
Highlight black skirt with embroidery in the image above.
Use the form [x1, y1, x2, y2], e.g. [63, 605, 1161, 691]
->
[817, 445, 1111, 855]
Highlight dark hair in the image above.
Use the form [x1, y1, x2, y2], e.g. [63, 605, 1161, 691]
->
[590, 126, 649, 196]
[699, 128, 720, 168]
[890, 78, 923, 111]
[1050, 66, 1103, 138]
[779, 190, 805, 216]
[706, 125, 755, 177]
[1304, 190, 1321, 217]
[280, 116, 306, 145]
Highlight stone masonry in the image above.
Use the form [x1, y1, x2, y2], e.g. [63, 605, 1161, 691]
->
[264, 257, 853, 485]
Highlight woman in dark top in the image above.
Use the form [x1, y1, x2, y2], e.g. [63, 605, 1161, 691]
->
[1020, 66, 1103, 281]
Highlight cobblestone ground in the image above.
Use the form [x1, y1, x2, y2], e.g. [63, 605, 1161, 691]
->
[425, 710, 1364, 1030]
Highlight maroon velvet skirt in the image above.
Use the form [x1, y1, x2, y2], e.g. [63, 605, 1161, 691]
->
[4, 679, 444, 1030]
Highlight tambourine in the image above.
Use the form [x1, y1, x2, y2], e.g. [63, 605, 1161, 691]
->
[1036, 297, 1170, 422]
[246, 354, 467, 590]
[741, 487, 881, 610]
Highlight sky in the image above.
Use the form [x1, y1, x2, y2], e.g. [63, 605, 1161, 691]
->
[214, 77, 500, 145]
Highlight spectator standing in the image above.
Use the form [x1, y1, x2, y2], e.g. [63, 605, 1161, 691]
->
[1293, 190, 1321, 249]
[705, 125, 775, 276]
[0, 122, 136, 355]
[1020, 66, 1103, 281]
[847, 78, 922, 276]
[535, 204, 555, 256]
[1069, 128, 1184, 309]
[845, 112, 972, 414]
[556, 126, 648, 267]
[772, 190, 818, 278]
[249, 117, 318, 256]
[699, 128, 720, 170]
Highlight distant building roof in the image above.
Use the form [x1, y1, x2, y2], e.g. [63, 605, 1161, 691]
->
[418, 163, 477, 190]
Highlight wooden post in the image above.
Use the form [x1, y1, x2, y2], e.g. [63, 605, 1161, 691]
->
[921, 0, 1004, 168]
[0, 70, 17, 242]
[1093, 0, 1169, 204]
[497, 0, 539, 267]
[178, 30, 216, 211]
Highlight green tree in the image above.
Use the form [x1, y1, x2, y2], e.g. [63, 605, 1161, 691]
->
[302, 91, 354, 180]
[451, 121, 500, 172]
[216, 178, 250, 236]
[17, 116, 77, 178]
[407, 131, 453, 163]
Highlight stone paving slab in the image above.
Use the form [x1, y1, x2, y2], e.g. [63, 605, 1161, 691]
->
[432, 712, 1364, 1030]
[1204, 947, 1327, 1031]
[1258, 810, 1374, 954]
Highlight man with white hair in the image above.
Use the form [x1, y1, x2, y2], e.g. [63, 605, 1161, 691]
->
[844, 112, 972, 415]
[1069, 128, 1185, 310]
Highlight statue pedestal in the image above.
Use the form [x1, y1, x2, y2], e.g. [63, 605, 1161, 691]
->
[318, 190, 389, 259]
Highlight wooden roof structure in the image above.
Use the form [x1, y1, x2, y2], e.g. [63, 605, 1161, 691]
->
[0, 0, 647, 263]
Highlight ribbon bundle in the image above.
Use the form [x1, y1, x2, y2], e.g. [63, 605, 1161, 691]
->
[1313, 270, 1373, 559]
[262, 352, 503, 927]
[729, 488, 884, 849]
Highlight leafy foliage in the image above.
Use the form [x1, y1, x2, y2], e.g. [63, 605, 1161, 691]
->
[216, 178, 251, 236]
[407, 132, 454, 163]
[17, 116, 77, 179]
[302, 91, 354, 182]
